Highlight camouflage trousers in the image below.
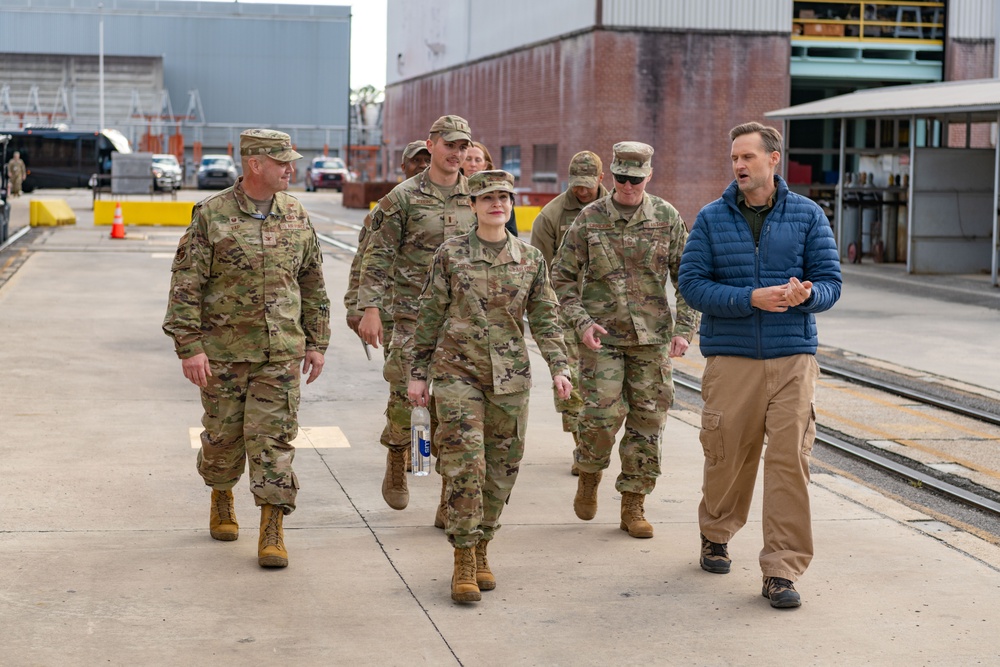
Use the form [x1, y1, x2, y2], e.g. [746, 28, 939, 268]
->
[197, 358, 301, 514]
[382, 338, 439, 459]
[434, 380, 528, 549]
[576, 343, 674, 495]
[553, 329, 584, 438]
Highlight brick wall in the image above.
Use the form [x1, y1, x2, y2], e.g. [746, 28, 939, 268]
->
[945, 38, 995, 81]
[383, 28, 790, 224]
[945, 39, 995, 149]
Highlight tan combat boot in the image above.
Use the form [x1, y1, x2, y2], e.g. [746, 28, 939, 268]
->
[451, 546, 481, 602]
[258, 504, 288, 567]
[573, 470, 602, 520]
[209, 489, 239, 541]
[620, 491, 654, 538]
[434, 476, 448, 529]
[475, 540, 496, 591]
[381, 446, 409, 510]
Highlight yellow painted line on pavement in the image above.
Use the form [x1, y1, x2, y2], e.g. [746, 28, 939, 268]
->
[189, 426, 351, 449]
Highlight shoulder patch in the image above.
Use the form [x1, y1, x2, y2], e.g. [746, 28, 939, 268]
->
[370, 207, 384, 231]
[379, 191, 402, 217]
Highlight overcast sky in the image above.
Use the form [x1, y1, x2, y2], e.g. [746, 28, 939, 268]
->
[194, 0, 387, 90]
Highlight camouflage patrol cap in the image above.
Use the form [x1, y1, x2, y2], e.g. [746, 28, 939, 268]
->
[428, 115, 473, 143]
[610, 141, 653, 177]
[402, 140, 431, 161]
[239, 129, 303, 162]
[568, 151, 603, 189]
[468, 170, 515, 197]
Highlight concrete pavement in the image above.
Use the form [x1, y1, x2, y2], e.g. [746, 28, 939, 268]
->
[2, 195, 1000, 665]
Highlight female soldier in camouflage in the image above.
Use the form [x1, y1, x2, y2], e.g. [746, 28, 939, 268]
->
[407, 170, 572, 603]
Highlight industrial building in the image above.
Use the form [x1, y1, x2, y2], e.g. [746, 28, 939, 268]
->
[0, 0, 351, 173]
[383, 0, 998, 276]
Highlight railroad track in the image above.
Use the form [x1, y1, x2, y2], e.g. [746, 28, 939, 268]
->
[673, 369, 1000, 517]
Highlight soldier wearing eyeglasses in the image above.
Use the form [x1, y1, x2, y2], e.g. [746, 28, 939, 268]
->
[551, 141, 698, 539]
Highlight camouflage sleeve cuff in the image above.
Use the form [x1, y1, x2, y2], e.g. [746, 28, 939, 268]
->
[673, 326, 696, 342]
[176, 342, 205, 359]
[575, 317, 596, 338]
[410, 363, 428, 382]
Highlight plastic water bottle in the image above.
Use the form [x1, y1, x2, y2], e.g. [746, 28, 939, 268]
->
[410, 405, 431, 476]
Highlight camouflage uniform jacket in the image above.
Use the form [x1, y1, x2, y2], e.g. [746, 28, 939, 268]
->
[358, 169, 476, 338]
[530, 183, 610, 266]
[163, 178, 331, 362]
[551, 191, 699, 346]
[343, 209, 376, 320]
[411, 231, 569, 395]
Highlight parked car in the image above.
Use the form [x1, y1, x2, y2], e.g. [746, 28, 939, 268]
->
[152, 153, 182, 191]
[305, 156, 350, 192]
[196, 154, 238, 190]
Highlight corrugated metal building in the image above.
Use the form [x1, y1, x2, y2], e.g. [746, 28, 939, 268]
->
[0, 0, 350, 157]
[384, 0, 997, 225]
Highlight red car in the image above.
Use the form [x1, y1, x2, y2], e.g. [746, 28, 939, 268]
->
[305, 156, 351, 192]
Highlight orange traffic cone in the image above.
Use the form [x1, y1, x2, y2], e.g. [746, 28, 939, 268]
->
[110, 202, 126, 239]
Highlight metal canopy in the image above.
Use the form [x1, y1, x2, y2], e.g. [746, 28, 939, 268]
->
[765, 78, 1000, 287]
[766, 78, 1000, 122]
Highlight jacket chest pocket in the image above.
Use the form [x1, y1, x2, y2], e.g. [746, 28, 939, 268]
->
[212, 224, 260, 271]
[641, 235, 671, 276]
[489, 265, 531, 316]
[586, 233, 620, 279]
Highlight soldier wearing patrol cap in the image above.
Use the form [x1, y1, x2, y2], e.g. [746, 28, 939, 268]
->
[344, 140, 431, 337]
[530, 150, 609, 475]
[552, 141, 699, 539]
[163, 128, 330, 569]
[408, 169, 571, 602]
[357, 115, 478, 518]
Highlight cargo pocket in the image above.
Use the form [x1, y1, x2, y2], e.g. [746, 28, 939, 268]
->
[801, 402, 816, 456]
[700, 409, 725, 463]
[383, 336, 412, 384]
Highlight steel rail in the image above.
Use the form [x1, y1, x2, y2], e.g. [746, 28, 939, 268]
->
[817, 363, 1000, 427]
[673, 372, 1000, 516]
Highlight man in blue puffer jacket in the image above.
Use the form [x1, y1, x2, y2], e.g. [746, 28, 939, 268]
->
[678, 121, 842, 609]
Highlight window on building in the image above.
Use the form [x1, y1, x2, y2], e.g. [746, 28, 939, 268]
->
[533, 143, 557, 182]
[501, 145, 521, 181]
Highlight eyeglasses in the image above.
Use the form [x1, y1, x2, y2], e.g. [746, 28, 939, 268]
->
[614, 174, 645, 185]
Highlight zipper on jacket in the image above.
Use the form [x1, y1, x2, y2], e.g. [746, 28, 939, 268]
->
[754, 243, 763, 359]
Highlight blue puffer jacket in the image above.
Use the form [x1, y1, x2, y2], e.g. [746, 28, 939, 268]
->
[678, 176, 842, 359]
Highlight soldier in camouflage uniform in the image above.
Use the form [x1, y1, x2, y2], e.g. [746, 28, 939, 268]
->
[358, 116, 478, 517]
[163, 129, 330, 568]
[344, 140, 431, 338]
[407, 170, 572, 603]
[6, 151, 26, 196]
[551, 142, 698, 539]
[530, 150, 608, 476]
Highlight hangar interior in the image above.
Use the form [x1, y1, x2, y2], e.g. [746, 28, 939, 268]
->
[768, 78, 1000, 285]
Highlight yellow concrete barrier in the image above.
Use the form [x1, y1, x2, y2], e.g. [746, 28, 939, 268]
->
[514, 205, 541, 234]
[94, 201, 196, 227]
[29, 199, 77, 227]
